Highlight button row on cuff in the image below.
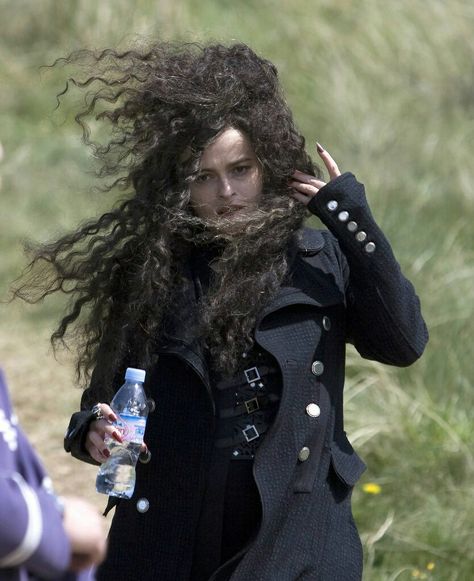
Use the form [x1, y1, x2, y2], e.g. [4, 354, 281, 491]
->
[326, 199, 376, 254]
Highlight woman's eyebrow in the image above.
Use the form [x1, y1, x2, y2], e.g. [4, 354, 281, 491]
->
[199, 157, 254, 172]
[230, 156, 253, 165]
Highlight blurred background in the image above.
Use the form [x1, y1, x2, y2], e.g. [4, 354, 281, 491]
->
[0, 0, 473, 579]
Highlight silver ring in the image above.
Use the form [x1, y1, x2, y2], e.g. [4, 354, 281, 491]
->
[91, 403, 105, 421]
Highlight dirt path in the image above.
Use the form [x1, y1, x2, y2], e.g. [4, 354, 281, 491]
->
[1, 306, 107, 514]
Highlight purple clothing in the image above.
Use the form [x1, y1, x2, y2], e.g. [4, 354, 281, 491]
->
[0, 369, 89, 580]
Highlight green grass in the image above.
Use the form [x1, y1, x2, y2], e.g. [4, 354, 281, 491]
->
[1, 0, 473, 579]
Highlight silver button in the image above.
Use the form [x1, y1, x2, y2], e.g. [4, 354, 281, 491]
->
[337, 211, 349, 222]
[136, 498, 149, 513]
[139, 449, 152, 464]
[147, 398, 156, 413]
[306, 403, 321, 418]
[322, 316, 331, 331]
[298, 447, 310, 462]
[347, 221, 357, 232]
[327, 200, 338, 211]
[311, 360, 324, 376]
[365, 242, 376, 253]
[355, 231, 367, 242]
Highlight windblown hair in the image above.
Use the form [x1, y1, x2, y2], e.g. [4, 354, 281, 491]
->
[14, 41, 320, 400]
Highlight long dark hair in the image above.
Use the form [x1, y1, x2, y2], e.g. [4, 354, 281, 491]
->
[13, 41, 320, 400]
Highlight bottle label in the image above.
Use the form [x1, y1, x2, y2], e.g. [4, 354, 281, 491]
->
[115, 414, 146, 444]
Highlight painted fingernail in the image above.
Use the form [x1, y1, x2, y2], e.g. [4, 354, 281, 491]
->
[112, 431, 123, 443]
[316, 142, 324, 153]
[107, 413, 116, 422]
[102, 448, 110, 458]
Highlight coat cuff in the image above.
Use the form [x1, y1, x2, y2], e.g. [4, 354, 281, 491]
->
[64, 411, 100, 466]
[307, 172, 394, 272]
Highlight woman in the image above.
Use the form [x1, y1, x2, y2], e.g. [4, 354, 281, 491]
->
[17, 42, 428, 580]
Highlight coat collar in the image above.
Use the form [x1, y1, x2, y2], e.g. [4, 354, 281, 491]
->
[257, 228, 343, 323]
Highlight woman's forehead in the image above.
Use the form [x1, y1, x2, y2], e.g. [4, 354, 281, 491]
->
[199, 128, 256, 164]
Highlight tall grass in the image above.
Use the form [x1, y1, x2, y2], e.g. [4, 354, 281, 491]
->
[1, 0, 473, 578]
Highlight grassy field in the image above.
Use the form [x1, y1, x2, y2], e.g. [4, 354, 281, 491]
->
[1, 1, 473, 579]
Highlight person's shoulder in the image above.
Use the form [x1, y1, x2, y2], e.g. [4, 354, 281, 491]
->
[292, 227, 346, 292]
[296, 226, 340, 257]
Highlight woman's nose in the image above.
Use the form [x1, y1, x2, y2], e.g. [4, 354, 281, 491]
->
[218, 177, 235, 198]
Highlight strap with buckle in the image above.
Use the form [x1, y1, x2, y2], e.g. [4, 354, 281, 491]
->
[244, 397, 259, 414]
[244, 366, 260, 383]
[217, 393, 281, 419]
[214, 421, 269, 449]
[217, 395, 263, 419]
[242, 424, 260, 442]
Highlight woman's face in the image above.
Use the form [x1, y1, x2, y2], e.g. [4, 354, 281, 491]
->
[189, 128, 263, 220]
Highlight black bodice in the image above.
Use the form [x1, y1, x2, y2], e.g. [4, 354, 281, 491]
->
[212, 347, 281, 459]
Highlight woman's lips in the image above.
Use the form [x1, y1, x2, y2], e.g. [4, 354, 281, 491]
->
[216, 205, 245, 216]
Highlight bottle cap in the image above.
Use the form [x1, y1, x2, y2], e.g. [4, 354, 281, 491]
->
[125, 367, 146, 383]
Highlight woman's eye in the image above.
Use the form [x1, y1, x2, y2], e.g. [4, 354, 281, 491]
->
[233, 165, 250, 175]
[195, 173, 210, 183]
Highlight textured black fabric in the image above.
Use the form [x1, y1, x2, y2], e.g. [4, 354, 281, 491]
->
[191, 453, 262, 581]
[65, 173, 428, 581]
[221, 461, 261, 561]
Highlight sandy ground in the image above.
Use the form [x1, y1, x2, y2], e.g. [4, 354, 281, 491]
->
[1, 305, 108, 515]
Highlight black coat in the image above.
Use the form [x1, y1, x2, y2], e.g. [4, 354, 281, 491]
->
[65, 173, 428, 580]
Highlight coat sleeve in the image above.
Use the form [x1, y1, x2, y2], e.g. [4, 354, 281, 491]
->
[307, 172, 429, 366]
[64, 410, 100, 466]
[64, 362, 124, 466]
[0, 369, 71, 578]
[0, 471, 71, 578]
[64, 367, 108, 465]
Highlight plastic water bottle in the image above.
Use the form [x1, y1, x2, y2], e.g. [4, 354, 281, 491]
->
[96, 367, 148, 498]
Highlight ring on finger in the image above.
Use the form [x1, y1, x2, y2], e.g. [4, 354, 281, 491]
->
[91, 403, 105, 421]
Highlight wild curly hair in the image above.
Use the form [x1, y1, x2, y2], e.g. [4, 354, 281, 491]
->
[14, 41, 320, 402]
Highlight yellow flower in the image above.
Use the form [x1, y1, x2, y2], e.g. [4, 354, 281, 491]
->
[426, 562, 435, 571]
[362, 482, 382, 495]
[412, 569, 421, 578]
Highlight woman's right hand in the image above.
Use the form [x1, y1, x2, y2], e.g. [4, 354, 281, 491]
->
[85, 403, 148, 463]
[85, 403, 121, 463]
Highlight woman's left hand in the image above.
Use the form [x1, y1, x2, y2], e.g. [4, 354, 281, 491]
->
[289, 143, 341, 206]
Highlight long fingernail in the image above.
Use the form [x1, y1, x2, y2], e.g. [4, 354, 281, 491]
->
[316, 142, 324, 153]
[107, 413, 116, 422]
[112, 431, 123, 443]
[102, 448, 110, 458]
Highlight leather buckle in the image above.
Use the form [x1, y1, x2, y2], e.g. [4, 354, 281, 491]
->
[242, 425, 260, 442]
[244, 397, 260, 414]
[244, 366, 261, 384]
